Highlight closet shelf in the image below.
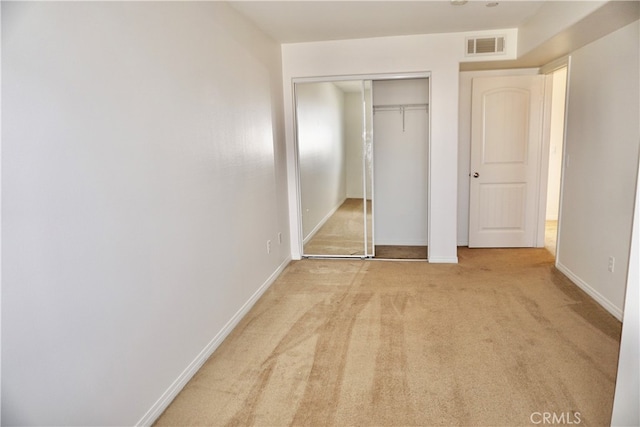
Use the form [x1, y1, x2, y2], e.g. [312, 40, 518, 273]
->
[373, 103, 429, 113]
[373, 103, 428, 132]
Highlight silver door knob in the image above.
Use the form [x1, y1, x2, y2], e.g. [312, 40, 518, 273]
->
[473, 172, 480, 178]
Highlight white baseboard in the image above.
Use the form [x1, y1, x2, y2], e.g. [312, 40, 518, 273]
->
[136, 257, 291, 427]
[556, 262, 623, 321]
[428, 256, 459, 264]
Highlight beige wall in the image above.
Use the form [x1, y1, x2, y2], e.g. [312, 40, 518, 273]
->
[557, 21, 640, 318]
[2, 2, 289, 424]
[345, 91, 366, 199]
[296, 82, 347, 240]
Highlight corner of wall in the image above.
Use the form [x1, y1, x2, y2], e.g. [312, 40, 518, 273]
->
[555, 262, 623, 320]
[137, 257, 291, 427]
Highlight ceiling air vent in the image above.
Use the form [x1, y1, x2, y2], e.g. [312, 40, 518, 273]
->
[466, 36, 505, 56]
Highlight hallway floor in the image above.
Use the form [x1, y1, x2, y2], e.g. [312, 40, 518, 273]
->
[545, 220, 558, 256]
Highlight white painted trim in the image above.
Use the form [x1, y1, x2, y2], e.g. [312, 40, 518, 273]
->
[135, 257, 292, 427]
[291, 81, 304, 259]
[556, 261, 623, 321]
[536, 73, 554, 248]
[555, 56, 572, 268]
[428, 256, 459, 264]
[539, 55, 570, 75]
[537, 57, 570, 250]
[0, 2, 3, 419]
[426, 76, 434, 261]
[292, 72, 431, 85]
[364, 80, 375, 258]
[302, 197, 346, 246]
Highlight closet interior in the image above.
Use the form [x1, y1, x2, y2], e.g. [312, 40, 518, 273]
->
[294, 76, 429, 260]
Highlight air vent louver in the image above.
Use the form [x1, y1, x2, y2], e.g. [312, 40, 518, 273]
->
[466, 36, 506, 56]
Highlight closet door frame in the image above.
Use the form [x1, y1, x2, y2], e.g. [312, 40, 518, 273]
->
[291, 71, 431, 260]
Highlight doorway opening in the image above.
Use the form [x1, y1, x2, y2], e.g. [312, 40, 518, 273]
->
[542, 66, 568, 258]
[372, 78, 429, 260]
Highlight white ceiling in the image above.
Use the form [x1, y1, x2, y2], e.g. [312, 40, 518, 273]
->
[228, 0, 547, 44]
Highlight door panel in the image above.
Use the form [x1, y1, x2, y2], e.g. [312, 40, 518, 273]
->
[363, 80, 375, 256]
[483, 89, 530, 164]
[469, 75, 544, 248]
[479, 183, 526, 230]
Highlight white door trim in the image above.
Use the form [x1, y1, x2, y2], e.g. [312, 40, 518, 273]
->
[536, 57, 571, 259]
[289, 71, 431, 260]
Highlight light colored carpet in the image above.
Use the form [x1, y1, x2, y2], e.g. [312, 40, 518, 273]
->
[155, 248, 621, 426]
[303, 198, 371, 257]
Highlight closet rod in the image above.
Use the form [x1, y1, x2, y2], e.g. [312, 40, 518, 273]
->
[373, 103, 428, 132]
[373, 103, 428, 113]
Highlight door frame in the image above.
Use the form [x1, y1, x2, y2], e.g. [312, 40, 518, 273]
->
[464, 60, 571, 250]
[536, 56, 571, 257]
[290, 71, 431, 260]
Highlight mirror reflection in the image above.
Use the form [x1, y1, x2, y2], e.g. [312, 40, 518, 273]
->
[295, 80, 373, 257]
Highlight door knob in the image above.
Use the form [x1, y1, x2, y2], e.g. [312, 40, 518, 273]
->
[473, 172, 480, 178]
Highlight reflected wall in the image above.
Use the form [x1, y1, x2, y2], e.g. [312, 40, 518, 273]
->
[295, 80, 373, 257]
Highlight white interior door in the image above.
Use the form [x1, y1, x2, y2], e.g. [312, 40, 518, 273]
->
[469, 75, 545, 248]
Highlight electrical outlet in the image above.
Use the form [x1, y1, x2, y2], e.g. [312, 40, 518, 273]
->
[267, 240, 272, 254]
[608, 256, 615, 273]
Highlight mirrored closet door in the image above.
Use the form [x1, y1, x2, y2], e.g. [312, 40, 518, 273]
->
[295, 79, 374, 257]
